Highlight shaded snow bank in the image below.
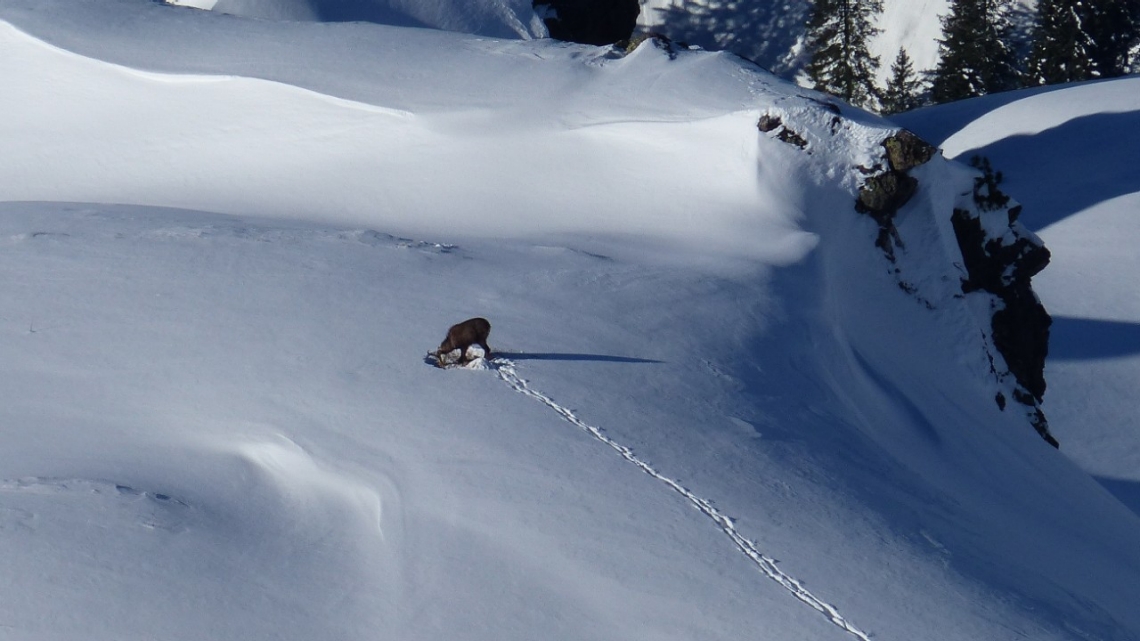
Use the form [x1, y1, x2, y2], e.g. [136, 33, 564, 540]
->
[168, 0, 545, 39]
[0, 17, 816, 263]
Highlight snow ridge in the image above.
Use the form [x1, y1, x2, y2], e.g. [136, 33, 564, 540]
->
[493, 358, 872, 641]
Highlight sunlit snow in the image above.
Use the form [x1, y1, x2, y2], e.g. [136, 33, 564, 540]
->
[1, 1, 1138, 640]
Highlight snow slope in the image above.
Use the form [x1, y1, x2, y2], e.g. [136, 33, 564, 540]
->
[2, 1, 1139, 640]
[167, 0, 544, 39]
[4, 0, 1038, 84]
[896, 74, 1140, 522]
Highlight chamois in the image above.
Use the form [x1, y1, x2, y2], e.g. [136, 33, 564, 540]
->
[432, 317, 491, 365]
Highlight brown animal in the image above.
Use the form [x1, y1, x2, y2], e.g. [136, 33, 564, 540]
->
[433, 317, 491, 364]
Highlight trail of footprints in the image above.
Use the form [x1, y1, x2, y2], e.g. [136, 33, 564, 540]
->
[492, 358, 872, 641]
[10, 222, 458, 255]
[138, 225, 458, 253]
[0, 477, 192, 533]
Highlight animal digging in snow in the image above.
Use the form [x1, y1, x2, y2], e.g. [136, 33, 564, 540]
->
[432, 317, 492, 366]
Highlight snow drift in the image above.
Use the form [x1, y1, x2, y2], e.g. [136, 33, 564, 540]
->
[2, 1, 1139, 640]
[167, 0, 545, 39]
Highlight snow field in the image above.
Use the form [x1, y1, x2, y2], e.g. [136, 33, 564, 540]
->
[1, 2, 1139, 640]
[0, 19, 812, 263]
[1, 203, 873, 640]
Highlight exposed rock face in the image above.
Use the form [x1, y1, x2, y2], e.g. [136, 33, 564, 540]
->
[761, 113, 1057, 448]
[857, 132, 1057, 448]
[534, 0, 640, 46]
[855, 130, 936, 260]
[883, 129, 936, 172]
[858, 171, 917, 214]
[951, 210, 1052, 397]
[757, 114, 808, 149]
[950, 170, 1057, 448]
[757, 114, 781, 132]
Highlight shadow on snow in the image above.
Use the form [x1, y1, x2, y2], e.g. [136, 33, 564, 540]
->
[1049, 316, 1140, 361]
[953, 109, 1140, 232]
[499, 352, 663, 364]
[644, 0, 810, 75]
[1095, 476, 1140, 520]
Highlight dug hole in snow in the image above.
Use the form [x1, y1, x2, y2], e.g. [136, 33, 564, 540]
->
[430, 344, 491, 369]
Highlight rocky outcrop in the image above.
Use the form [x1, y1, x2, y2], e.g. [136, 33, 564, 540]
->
[950, 159, 1057, 447]
[883, 129, 937, 173]
[855, 130, 936, 260]
[761, 112, 1057, 448]
[534, 0, 640, 46]
[856, 133, 1057, 448]
[757, 114, 808, 149]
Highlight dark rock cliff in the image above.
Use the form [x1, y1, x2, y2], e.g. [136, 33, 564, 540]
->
[534, 0, 640, 46]
[949, 159, 1056, 447]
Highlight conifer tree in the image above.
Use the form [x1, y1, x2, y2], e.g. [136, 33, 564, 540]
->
[1028, 0, 1093, 85]
[880, 48, 926, 114]
[930, 0, 1021, 103]
[1082, 0, 1140, 77]
[804, 0, 884, 110]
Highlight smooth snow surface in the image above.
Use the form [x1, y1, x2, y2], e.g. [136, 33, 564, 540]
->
[2, 1, 1140, 640]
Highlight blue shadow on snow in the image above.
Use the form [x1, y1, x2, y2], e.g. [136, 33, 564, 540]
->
[951, 110, 1140, 232]
[1049, 316, 1140, 361]
[500, 352, 663, 364]
[1095, 477, 1140, 520]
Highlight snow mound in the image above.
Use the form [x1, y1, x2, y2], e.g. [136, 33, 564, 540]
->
[166, 0, 545, 39]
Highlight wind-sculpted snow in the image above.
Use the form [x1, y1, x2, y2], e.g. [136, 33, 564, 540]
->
[0, 432, 395, 639]
[3, 2, 1140, 638]
[0, 19, 813, 261]
[169, 0, 544, 39]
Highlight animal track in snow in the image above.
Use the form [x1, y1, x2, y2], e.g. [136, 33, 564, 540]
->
[492, 358, 872, 641]
[135, 224, 456, 254]
[8, 231, 72, 242]
[0, 477, 192, 533]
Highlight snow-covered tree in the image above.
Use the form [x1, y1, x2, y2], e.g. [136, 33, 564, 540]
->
[880, 48, 926, 114]
[1082, 0, 1140, 78]
[1028, 0, 1094, 84]
[930, 0, 1021, 103]
[804, 0, 884, 110]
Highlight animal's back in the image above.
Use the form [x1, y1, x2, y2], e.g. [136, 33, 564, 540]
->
[439, 317, 491, 354]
